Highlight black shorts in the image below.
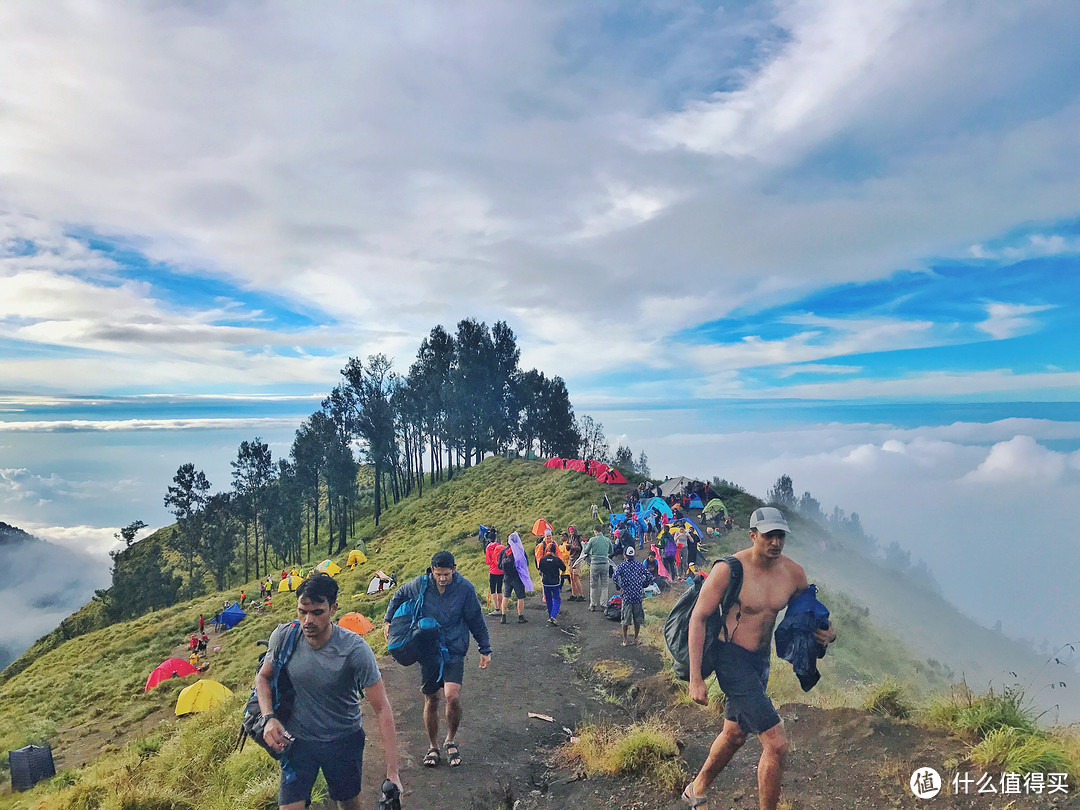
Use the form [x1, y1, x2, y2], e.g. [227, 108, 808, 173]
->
[503, 575, 525, 599]
[279, 728, 365, 806]
[420, 655, 465, 695]
[489, 573, 503, 592]
[713, 642, 780, 735]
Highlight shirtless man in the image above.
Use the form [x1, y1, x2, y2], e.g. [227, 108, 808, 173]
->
[682, 507, 836, 810]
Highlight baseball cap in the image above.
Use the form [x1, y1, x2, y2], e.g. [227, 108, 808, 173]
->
[624, 546, 636, 557]
[749, 507, 789, 534]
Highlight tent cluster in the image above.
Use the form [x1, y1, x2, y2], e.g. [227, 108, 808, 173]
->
[543, 457, 628, 484]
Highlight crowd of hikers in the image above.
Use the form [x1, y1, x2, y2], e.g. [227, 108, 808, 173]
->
[236, 474, 836, 810]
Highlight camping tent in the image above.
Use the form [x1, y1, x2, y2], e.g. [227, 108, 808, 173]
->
[531, 518, 553, 537]
[338, 612, 375, 635]
[702, 498, 728, 516]
[145, 658, 199, 692]
[688, 495, 704, 510]
[346, 549, 367, 568]
[315, 559, 342, 576]
[597, 467, 628, 484]
[543, 457, 565, 468]
[8, 745, 54, 791]
[217, 602, 245, 629]
[586, 460, 605, 476]
[565, 459, 588, 473]
[174, 679, 233, 716]
[658, 476, 695, 497]
[670, 517, 705, 539]
[640, 497, 674, 519]
[278, 575, 300, 592]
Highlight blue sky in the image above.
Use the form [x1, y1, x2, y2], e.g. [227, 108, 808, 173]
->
[1, 0, 1079, 652]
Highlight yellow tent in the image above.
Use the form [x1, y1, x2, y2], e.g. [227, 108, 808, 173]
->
[316, 559, 342, 576]
[174, 679, 233, 716]
[346, 549, 367, 569]
[278, 575, 300, 592]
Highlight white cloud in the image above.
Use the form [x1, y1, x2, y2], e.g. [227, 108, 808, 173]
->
[963, 435, 1070, 484]
[976, 302, 1055, 340]
[0, 417, 303, 432]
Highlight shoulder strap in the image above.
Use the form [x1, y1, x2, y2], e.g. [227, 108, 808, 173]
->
[715, 556, 743, 643]
[277, 621, 303, 670]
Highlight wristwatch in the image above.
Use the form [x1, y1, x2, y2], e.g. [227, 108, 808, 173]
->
[261, 712, 276, 720]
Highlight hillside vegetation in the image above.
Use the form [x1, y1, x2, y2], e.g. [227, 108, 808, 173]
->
[0, 458, 1074, 808]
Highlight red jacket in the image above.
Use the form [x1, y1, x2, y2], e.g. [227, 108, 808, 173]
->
[485, 541, 507, 575]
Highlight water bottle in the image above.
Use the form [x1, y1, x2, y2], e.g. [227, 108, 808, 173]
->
[378, 779, 401, 810]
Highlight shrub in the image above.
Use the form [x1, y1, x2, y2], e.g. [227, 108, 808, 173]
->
[970, 726, 1079, 782]
[862, 677, 913, 719]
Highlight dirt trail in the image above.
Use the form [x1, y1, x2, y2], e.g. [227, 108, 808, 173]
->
[351, 580, 1077, 810]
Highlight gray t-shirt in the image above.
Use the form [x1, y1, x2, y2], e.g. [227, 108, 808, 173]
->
[267, 623, 382, 743]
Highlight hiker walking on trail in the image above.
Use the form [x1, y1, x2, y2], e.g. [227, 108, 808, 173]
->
[579, 525, 614, 612]
[498, 531, 534, 624]
[566, 530, 585, 601]
[484, 531, 506, 614]
[682, 507, 836, 810]
[383, 551, 491, 770]
[258, 572, 401, 810]
[537, 543, 567, 625]
[613, 546, 647, 646]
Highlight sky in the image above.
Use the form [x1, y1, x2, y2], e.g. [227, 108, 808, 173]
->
[1, 1, 1079, 660]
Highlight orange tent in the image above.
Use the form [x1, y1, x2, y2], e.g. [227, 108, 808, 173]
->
[531, 518, 553, 537]
[338, 612, 375, 635]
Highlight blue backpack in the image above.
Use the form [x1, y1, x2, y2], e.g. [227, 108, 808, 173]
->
[386, 575, 444, 674]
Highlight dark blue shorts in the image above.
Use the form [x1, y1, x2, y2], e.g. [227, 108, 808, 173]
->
[713, 642, 780, 735]
[420, 655, 465, 695]
[279, 727, 365, 806]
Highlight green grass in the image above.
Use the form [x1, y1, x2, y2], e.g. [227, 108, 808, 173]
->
[564, 718, 685, 793]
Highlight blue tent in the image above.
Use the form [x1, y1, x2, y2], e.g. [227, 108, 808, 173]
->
[681, 516, 705, 538]
[218, 602, 246, 630]
[478, 524, 490, 542]
[688, 495, 704, 510]
[640, 497, 673, 519]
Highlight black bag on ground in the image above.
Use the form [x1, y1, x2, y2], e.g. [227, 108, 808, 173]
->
[8, 744, 55, 791]
[604, 594, 623, 621]
[236, 620, 302, 758]
[664, 556, 743, 681]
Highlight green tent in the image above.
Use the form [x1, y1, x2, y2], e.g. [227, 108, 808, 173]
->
[702, 498, 728, 516]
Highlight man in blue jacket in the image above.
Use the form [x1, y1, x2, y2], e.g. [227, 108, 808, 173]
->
[383, 550, 491, 770]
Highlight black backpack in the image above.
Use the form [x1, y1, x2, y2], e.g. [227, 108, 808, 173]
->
[663, 556, 743, 681]
[499, 547, 518, 577]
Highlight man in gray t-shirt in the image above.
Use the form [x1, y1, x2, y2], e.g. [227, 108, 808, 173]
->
[257, 573, 401, 809]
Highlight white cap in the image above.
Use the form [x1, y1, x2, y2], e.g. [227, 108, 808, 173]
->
[624, 546, 636, 557]
[749, 507, 789, 534]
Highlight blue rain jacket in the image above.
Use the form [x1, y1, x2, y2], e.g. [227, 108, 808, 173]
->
[774, 585, 830, 692]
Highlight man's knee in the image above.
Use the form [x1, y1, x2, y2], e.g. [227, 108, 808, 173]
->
[720, 721, 748, 748]
[759, 724, 788, 758]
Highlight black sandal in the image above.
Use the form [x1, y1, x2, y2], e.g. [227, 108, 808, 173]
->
[423, 746, 441, 767]
[445, 741, 461, 767]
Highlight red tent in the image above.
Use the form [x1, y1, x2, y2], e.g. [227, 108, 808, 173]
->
[543, 458, 565, 469]
[586, 460, 605, 476]
[565, 459, 588, 473]
[598, 467, 628, 484]
[145, 658, 199, 692]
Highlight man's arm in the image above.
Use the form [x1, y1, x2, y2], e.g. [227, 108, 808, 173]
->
[255, 656, 290, 752]
[687, 560, 730, 705]
[365, 677, 402, 791]
[464, 586, 492, 661]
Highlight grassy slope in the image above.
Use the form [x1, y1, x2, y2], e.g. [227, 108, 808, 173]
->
[0, 457, 1060, 808]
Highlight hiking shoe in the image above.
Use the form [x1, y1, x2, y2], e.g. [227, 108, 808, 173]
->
[500, 614, 507, 624]
[547, 617, 555, 625]
[487, 610, 500, 616]
[589, 605, 596, 612]
[518, 615, 528, 623]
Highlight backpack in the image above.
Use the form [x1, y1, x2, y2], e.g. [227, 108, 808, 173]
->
[663, 537, 677, 557]
[236, 620, 302, 758]
[663, 556, 743, 682]
[499, 547, 518, 577]
[386, 575, 443, 670]
[604, 594, 623, 621]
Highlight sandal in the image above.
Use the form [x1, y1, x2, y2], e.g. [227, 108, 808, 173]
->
[681, 783, 707, 808]
[445, 741, 461, 767]
[422, 746, 440, 767]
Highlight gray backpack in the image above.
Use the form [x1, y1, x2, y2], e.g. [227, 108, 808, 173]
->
[663, 556, 743, 681]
